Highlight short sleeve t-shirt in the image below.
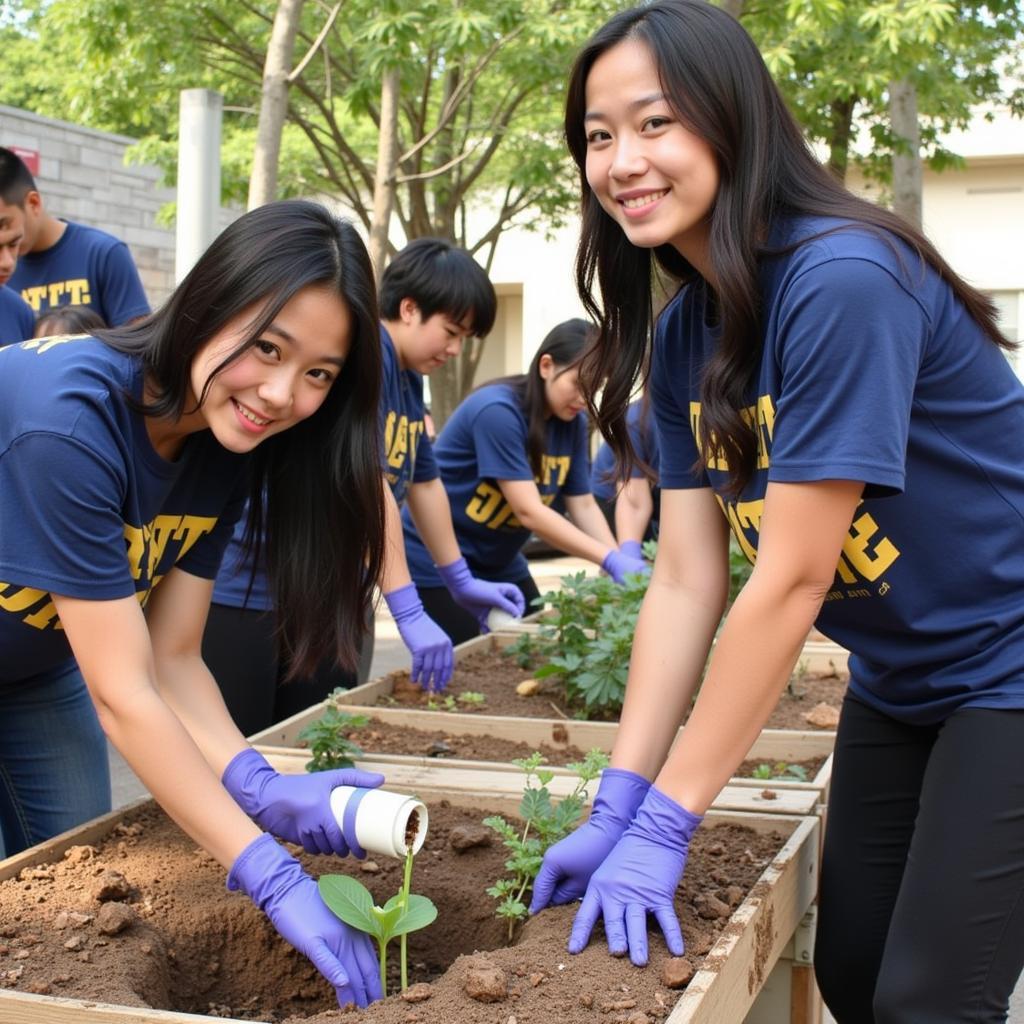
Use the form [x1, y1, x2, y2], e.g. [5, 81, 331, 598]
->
[0, 285, 34, 346]
[652, 215, 1024, 724]
[403, 382, 591, 584]
[590, 400, 661, 519]
[0, 335, 248, 681]
[11, 221, 151, 327]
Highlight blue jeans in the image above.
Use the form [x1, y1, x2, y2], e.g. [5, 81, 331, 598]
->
[0, 658, 111, 858]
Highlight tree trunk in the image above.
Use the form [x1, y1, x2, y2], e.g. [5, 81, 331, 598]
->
[368, 67, 400, 281]
[889, 78, 922, 228]
[248, 0, 305, 211]
[826, 95, 856, 184]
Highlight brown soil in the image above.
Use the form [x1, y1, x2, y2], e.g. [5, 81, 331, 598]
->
[367, 648, 847, 731]
[0, 801, 786, 1023]
[331, 717, 826, 781]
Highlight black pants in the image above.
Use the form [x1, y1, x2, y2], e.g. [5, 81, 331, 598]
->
[201, 604, 371, 738]
[815, 693, 1024, 1023]
[417, 572, 540, 646]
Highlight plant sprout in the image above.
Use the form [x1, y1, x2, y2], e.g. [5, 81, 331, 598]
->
[318, 841, 437, 995]
[298, 706, 369, 772]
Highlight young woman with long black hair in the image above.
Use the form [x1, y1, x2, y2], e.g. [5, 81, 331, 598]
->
[530, 4, 1024, 1021]
[402, 318, 648, 645]
[0, 200, 388, 1008]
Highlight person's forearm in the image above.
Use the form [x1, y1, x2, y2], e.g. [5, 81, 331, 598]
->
[566, 494, 619, 550]
[611, 572, 725, 780]
[380, 481, 414, 594]
[90, 681, 260, 868]
[655, 575, 824, 814]
[615, 478, 654, 545]
[407, 479, 461, 567]
[515, 501, 613, 566]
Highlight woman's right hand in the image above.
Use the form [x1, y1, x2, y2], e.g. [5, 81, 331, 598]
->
[383, 583, 454, 691]
[529, 767, 651, 912]
[601, 548, 650, 584]
[228, 834, 382, 1008]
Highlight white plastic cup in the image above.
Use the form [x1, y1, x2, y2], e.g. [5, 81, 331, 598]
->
[486, 608, 521, 632]
[330, 786, 428, 859]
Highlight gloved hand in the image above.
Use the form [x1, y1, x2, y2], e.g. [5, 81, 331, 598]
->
[436, 557, 526, 631]
[383, 583, 453, 691]
[530, 767, 651, 913]
[617, 539, 645, 561]
[568, 785, 702, 966]
[601, 547, 650, 583]
[222, 748, 384, 857]
[228, 833, 382, 1008]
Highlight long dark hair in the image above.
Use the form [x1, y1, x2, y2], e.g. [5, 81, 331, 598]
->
[487, 317, 595, 477]
[566, 0, 1011, 496]
[101, 199, 385, 675]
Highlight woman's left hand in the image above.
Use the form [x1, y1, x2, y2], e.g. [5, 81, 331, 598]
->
[222, 749, 384, 857]
[568, 786, 702, 966]
[437, 557, 526, 629]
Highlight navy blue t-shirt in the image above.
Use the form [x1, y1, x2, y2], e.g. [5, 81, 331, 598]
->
[652, 215, 1024, 724]
[403, 382, 591, 584]
[0, 285, 34, 346]
[11, 221, 151, 327]
[590, 400, 661, 526]
[0, 335, 248, 681]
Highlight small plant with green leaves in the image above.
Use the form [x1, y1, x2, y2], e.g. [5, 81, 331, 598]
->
[750, 761, 809, 782]
[457, 691, 486, 706]
[319, 844, 437, 996]
[425, 694, 456, 712]
[297, 707, 369, 772]
[484, 749, 609, 940]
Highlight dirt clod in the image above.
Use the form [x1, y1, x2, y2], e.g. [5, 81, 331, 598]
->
[449, 824, 493, 851]
[360, 861, 381, 874]
[661, 958, 695, 989]
[63, 845, 95, 864]
[62, 934, 85, 951]
[90, 870, 131, 902]
[803, 702, 841, 728]
[464, 957, 508, 1002]
[96, 901, 136, 936]
[695, 894, 731, 920]
[400, 982, 433, 1003]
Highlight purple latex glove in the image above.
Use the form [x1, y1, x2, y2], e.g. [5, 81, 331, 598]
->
[383, 583, 454, 691]
[228, 833, 382, 1008]
[618, 540, 645, 561]
[568, 785, 702, 966]
[436, 557, 526, 631]
[530, 767, 651, 913]
[222, 748, 384, 857]
[601, 548, 650, 583]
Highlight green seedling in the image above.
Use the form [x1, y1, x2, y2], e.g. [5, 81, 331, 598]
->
[484, 749, 609, 940]
[751, 761, 809, 782]
[298, 707, 369, 772]
[457, 691, 486, 706]
[319, 845, 437, 995]
[426, 694, 458, 712]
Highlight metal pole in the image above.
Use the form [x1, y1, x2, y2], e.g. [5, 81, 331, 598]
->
[175, 89, 223, 283]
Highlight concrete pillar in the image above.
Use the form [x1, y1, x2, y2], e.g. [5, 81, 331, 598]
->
[175, 89, 222, 282]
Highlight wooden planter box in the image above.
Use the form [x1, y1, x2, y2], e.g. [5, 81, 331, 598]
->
[251, 632, 833, 815]
[0, 775, 820, 1024]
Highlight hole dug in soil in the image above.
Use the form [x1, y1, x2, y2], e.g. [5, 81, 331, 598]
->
[0, 801, 785, 1024]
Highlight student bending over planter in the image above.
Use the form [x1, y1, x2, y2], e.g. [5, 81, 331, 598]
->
[0, 200, 391, 1009]
[402, 317, 649, 645]
[531, 4, 1024, 1023]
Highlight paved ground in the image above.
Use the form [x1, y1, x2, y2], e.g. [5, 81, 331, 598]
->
[104, 554, 1024, 1022]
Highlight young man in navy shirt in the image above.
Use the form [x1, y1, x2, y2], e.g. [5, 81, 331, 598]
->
[0, 148, 150, 327]
[0, 195, 33, 345]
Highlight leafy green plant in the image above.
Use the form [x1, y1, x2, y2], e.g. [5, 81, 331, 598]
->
[298, 707, 369, 772]
[319, 845, 437, 995]
[751, 761, 809, 782]
[483, 749, 609, 940]
[457, 691, 486, 706]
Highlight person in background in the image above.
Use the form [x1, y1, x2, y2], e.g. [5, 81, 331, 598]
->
[0, 196, 33, 344]
[590, 394, 660, 554]
[34, 304, 106, 338]
[403, 317, 648, 645]
[0, 200, 390, 1008]
[0, 147, 150, 327]
[530, 5, 1024, 1022]
[204, 238, 522, 730]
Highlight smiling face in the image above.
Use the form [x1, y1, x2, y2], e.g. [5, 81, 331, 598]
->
[389, 297, 476, 375]
[182, 284, 352, 455]
[583, 37, 719, 274]
[540, 355, 586, 422]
